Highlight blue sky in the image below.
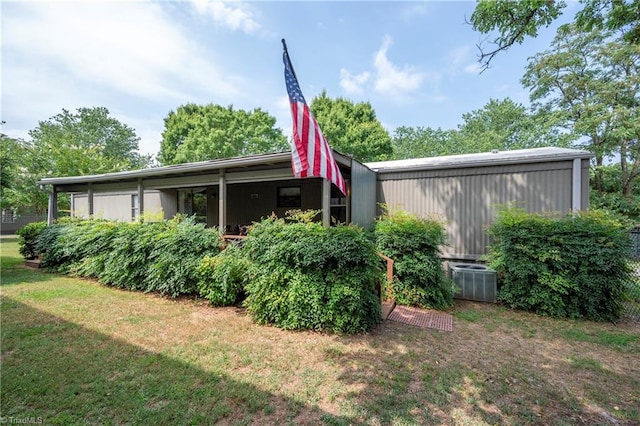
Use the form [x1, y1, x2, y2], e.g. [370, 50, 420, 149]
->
[1, 1, 577, 157]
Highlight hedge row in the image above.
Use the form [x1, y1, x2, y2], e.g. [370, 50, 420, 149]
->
[18, 214, 385, 333]
[374, 208, 454, 310]
[487, 208, 633, 321]
[21, 217, 222, 297]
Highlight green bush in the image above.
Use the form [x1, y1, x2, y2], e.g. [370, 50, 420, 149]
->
[64, 220, 119, 277]
[33, 219, 118, 274]
[242, 216, 382, 333]
[16, 221, 47, 260]
[27, 217, 222, 298]
[98, 221, 167, 291]
[145, 217, 221, 297]
[487, 207, 632, 321]
[374, 208, 453, 310]
[35, 221, 71, 272]
[198, 243, 249, 306]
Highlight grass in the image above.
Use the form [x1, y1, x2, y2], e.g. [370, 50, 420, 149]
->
[2, 235, 640, 425]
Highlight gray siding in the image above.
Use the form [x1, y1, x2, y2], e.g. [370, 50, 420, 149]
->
[350, 161, 377, 229]
[377, 160, 588, 259]
[73, 190, 164, 221]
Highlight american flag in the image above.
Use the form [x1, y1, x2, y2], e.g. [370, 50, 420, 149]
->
[282, 41, 346, 195]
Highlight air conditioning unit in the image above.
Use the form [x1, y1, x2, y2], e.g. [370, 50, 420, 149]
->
[449, 263, 497, 303]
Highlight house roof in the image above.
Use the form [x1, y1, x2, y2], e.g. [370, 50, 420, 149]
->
[365, 147, 594, 173]
[38, 150, 354, 186]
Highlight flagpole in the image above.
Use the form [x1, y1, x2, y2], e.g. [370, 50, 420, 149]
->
[281, 39, 298, 82]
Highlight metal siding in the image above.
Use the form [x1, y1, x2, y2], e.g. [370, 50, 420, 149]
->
[350, 161, 377, 229]
[142, 192, 163, 219]
[73, 194, 89, 218]
[379, 165, 573, 258]
[70, 191, 163, 221]
[92, 194, 133, 221]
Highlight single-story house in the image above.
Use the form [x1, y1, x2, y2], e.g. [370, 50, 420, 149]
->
[38, 147, 593, 260]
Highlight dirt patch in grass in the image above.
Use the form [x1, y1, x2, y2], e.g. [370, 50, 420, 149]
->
[2, 251, 639, 426]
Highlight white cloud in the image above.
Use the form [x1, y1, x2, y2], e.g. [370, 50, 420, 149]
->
[339, 69, 371, 95]
[447, 45, 470, 76]
[188, 0, 261, 34]
[447, 45, 483, 76]
[2, 2, 242, 103]
[373, 35, 426, 96]
[399, 3, 430, 21]
[463, 62, 483, 74]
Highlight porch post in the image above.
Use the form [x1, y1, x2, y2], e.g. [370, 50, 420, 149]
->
[322, 179, 330, 227]
[137, 179, 144, 219]
[219, 169, 227, 232]
[47, 187, 58, 225]
[88, 183, 94, 217]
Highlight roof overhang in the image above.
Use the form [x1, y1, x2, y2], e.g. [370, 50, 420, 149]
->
[38, 150, 355, 189]
[365, 147, 594, 173]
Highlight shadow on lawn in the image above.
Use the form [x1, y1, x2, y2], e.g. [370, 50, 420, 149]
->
[325, 317, 639, 425]
[0, 298, 351, 425]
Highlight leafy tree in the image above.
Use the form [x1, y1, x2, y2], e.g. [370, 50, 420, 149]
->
[471, 0, 640, 69]
[158, 104, 288, 165]
[522, 27, 640, 196]
[8, 107, 148, 215]
[0, 131, 23, 209]
[590, 164, 640, 221]
[455, 98, 570, 152]
[310, 91, 393, 162]
[30, 107, 149, 173]
[391, 126, 456, 160]
[390, 98, 568, 160]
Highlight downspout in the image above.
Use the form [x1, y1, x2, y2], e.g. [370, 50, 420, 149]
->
[88, 183, 94, 217]
[219, 169, 226, 232]
[572, 158, 582, 212]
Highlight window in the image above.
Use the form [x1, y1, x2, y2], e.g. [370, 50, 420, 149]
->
[177, 189, 207, 223]
[1, 209, 16, 223]
[277, 186, 301, 208]
[131, 194, 139, 221]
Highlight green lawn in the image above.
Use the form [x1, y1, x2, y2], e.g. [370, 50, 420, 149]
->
[1, 235, 639, 425]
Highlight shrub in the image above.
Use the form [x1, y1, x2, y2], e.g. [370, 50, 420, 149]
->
[242, 215, 382, 333]
[16, 221, 47, 260]
[487, 207, 632, 321]
[374, 207, 453, 310]
[97, 221, 168, 290]
[35, 221, 71, 272]
[198, 243, 249, 306]
[26, 217, 222, 298]
[144, 217, 221, 297]
[64, 220, 119, 277]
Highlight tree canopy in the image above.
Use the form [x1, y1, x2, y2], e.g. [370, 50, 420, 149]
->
[389, 98, 568, 160]
[471, 0, 640, 69]
[522, 26, 640, 196]
[391, 126, 457, 160]
[158, 104, 288, 165]
[310, 91, 393, 162]
[5, 107, 148, 215]
[0, 131, 23, 210]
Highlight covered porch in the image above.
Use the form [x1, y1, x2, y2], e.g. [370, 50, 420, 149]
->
[38, 151, 377, 230]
